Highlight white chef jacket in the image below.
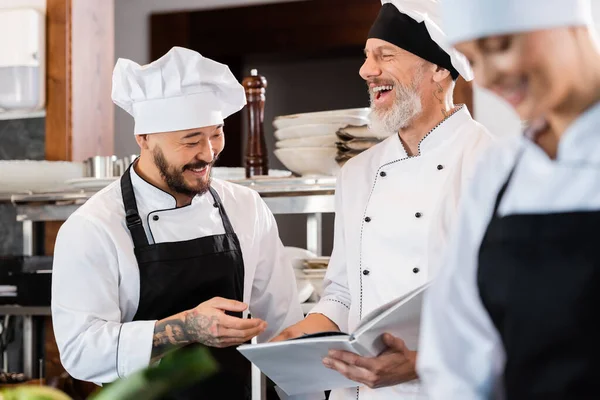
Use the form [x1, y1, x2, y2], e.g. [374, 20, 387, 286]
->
[51, 166, 305, 384]
[308, 106, 494, 400]
[417, 101, 600, 399]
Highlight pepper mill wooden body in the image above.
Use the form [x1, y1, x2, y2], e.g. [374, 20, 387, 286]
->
[242, 69, 269, 178]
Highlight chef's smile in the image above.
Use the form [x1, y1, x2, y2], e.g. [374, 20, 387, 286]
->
[184, 162, 211, 179]
[186, 165, 209, 177]
[371, 83, 395, 106]
[497, 78, 528, 108]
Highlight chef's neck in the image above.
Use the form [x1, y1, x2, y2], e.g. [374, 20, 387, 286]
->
[134, 156, 195, 207]
[398, 89, 456, 157]
[543, 64, 600, 159]
[535, 31, 600, 159]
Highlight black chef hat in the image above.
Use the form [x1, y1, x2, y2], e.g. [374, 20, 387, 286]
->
[368, 3, 460, 80]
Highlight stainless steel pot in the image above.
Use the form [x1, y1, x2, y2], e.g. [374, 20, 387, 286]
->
[84, 155, 138, 177]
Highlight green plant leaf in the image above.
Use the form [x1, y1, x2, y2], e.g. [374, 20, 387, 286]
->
[90, 346, 218, 400]
[0, 385, 73, 400]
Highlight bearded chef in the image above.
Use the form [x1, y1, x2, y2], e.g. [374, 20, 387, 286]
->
[418, 0, 600, 398]
[51, 47, 308, 399]
[272, 0, 494, 399]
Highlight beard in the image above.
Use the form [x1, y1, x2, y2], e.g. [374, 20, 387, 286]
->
[152, 146, 218, 198]
[368, 69, 424, 135]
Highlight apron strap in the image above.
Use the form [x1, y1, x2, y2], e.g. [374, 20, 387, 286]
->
[492, 147, 525, 216]
[208, 187, 236, 235]
[120, 163, 150, 248]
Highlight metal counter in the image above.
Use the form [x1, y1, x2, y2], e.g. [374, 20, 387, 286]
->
[10, 176, 336, 257]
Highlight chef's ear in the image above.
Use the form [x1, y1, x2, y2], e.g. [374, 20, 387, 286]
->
[135, 134, 151, 150]
[432, 65, 451, 83]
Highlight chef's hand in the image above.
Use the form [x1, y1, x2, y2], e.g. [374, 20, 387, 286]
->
[184, 297, 268, 348]
[270, 313, 339, 342]
[322, 333, 417, 389]
[152, 296, 267, 360]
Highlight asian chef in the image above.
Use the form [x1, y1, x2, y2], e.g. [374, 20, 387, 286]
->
[418, 0, 600, 399]
[51, 46, 306, 399]
[272, 0, 494, 399]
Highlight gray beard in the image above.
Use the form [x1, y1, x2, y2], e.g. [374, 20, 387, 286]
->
[368, 75, 424, 136]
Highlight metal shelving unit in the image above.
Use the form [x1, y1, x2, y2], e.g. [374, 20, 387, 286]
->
[1, 175, 336, 398]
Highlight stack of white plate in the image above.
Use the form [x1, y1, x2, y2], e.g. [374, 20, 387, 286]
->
[273, 108, 370, 176]
[282, 246, 331, 303]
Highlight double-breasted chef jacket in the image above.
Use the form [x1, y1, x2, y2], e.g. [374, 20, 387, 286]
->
[308, 106, 494, 399]
[51, 166, 305, 385]
[418, 101, 600, 399]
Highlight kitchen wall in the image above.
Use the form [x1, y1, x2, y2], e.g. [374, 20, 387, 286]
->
[114, 0, 305, 156]
[0, 118, 45, 256]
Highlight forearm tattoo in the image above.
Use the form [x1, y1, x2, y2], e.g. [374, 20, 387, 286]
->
[151, 310, 220, 360]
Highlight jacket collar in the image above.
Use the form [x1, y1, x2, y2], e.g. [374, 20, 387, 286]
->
[129, 164, 207, 211]
[378, 105, 473, 166]
[524, 100, 600, 165]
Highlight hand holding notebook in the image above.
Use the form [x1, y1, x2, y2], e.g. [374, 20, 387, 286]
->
[238, 281, 431, 396]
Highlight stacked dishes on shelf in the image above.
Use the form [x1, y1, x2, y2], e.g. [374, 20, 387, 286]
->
[283, 247, 331, 303]
[335, 125, 392, 167]
[273, 108, 371, 176]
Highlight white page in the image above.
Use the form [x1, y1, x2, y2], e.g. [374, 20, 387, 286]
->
[352, 282, 430, 355]
[354, 282, 429, 332]
[238, 282, 431, 394]
[238, 336, 362, 395]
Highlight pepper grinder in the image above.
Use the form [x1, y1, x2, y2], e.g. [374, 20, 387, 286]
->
[242, 69, 269, 178]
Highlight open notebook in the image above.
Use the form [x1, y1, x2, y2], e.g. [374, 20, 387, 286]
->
[238, 281, 431, 396]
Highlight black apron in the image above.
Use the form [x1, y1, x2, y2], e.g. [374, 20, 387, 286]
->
[120, 165, 250, 399]
[477, 152, 600, 399]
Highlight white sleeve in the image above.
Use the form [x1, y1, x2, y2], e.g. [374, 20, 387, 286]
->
[308, 169, 351, 333]
[51, 215, 156, 383]
[249, 196, 305, 342]
[417, 153, 507, 399]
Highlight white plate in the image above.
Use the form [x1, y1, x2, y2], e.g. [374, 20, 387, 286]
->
[276, 134, 338, 148]
[274, 147, 340, 177]
[273, 108, 370, 130]
[337, 125, 392, 140]
[211, 167, 292, 180]
[65, 177, 118, 190]
[275, 124, 350, 141]
[297, 280, 315, 303]
[302, 268, 327, 274]
[284, 247, 318, 269]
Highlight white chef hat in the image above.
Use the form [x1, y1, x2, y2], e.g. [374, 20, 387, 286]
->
[370, 0, 473, 81]
[442, 0, 593, 45]
[112, 47, 247, 135]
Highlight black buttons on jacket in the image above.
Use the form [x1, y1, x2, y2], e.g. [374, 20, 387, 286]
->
[380, 171, 387, 177]
[213, 202, 219, 208]
[365, 216, 372, 223]
[363, 269, 370, 276]
[152, 215, 159, 221]
[413, 268, 420, 274]
[437, 165, 444, 170]
[415, 212, 422, 218]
